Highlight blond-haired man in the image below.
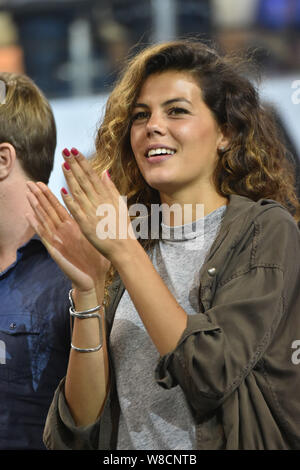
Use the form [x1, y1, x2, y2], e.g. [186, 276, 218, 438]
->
[0, 73, 71, 449]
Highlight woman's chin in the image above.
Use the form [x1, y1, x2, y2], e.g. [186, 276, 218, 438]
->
[146, 176, 181, 194]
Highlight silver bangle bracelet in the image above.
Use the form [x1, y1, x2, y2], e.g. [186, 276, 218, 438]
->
[71, 342, 102, 353]
[69, 305, 102, 315]
[69, 289, 104, 353]
[68, 288, 103, 315]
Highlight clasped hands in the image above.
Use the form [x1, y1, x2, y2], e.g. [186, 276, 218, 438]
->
[26, 148, 137, 292]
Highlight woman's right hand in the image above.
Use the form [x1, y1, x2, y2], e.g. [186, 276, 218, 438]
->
[26, 181, 111, 293]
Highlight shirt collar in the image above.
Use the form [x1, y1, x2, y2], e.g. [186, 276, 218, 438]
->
[17, 233, 43, 252]
[0, 235, 47, 277]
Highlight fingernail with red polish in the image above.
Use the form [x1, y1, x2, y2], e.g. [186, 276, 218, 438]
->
[64, 162, 71, 171]
[71, 147, 79, 156]
[106, 170, 111, 179]
[63, 148, 71, 157]
[61, 187, 68, 195]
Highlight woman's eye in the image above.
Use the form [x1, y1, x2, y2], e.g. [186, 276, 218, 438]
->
[168, 107, 189, 116]
[132, 111, 149, 121]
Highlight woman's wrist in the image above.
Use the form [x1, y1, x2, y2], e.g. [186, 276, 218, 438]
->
[72, 286, 100, 312]
[109, 238, 142, 269]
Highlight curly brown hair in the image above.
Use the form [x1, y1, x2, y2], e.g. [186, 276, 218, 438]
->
[91, 39, 300, 295]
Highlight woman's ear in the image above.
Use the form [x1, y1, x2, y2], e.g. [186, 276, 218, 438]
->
[0, 142, 17, 180]
[217, 124, 232, 152]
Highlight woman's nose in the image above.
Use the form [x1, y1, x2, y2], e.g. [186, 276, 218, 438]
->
[146, 113, 166, 136]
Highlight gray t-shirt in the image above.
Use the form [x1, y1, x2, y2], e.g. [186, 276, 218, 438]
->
[110, 205, 227, 450]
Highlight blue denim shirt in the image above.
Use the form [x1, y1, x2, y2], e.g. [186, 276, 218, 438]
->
[0, 235, 71, 449]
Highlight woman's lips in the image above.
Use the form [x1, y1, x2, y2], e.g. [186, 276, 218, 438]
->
[145, 154, 174, 164]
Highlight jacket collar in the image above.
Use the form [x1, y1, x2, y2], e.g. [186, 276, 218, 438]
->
[205, 194, 282, 263]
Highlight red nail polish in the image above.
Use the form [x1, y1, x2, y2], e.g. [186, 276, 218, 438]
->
[64, 162, 70, 171]
[106, 170, 111, 179]
[63, 148, 71, 157]
[71, 147, 79, 156]
[61, 187, 68, 195]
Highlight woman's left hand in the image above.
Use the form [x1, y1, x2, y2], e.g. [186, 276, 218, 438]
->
[61, 148, 136, 262]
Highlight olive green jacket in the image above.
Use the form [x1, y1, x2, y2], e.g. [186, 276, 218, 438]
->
[43, 195, 300, 450]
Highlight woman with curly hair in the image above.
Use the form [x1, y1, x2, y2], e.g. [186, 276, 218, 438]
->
[27, 40, 300, 450]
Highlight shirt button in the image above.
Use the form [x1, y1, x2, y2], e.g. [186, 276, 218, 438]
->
[207, 267, 217, 276]
[9, 323, 16, 329]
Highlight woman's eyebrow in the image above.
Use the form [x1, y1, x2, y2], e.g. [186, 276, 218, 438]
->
[133, 97, 192, 108]
[163, 98, 192, 106]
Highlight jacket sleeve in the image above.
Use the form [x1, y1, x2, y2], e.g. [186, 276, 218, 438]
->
[155, 208, 300, 420]
[43, 377, 112, 450]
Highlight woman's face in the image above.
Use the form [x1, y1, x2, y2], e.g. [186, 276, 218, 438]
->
[130, 70, 228, 199]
